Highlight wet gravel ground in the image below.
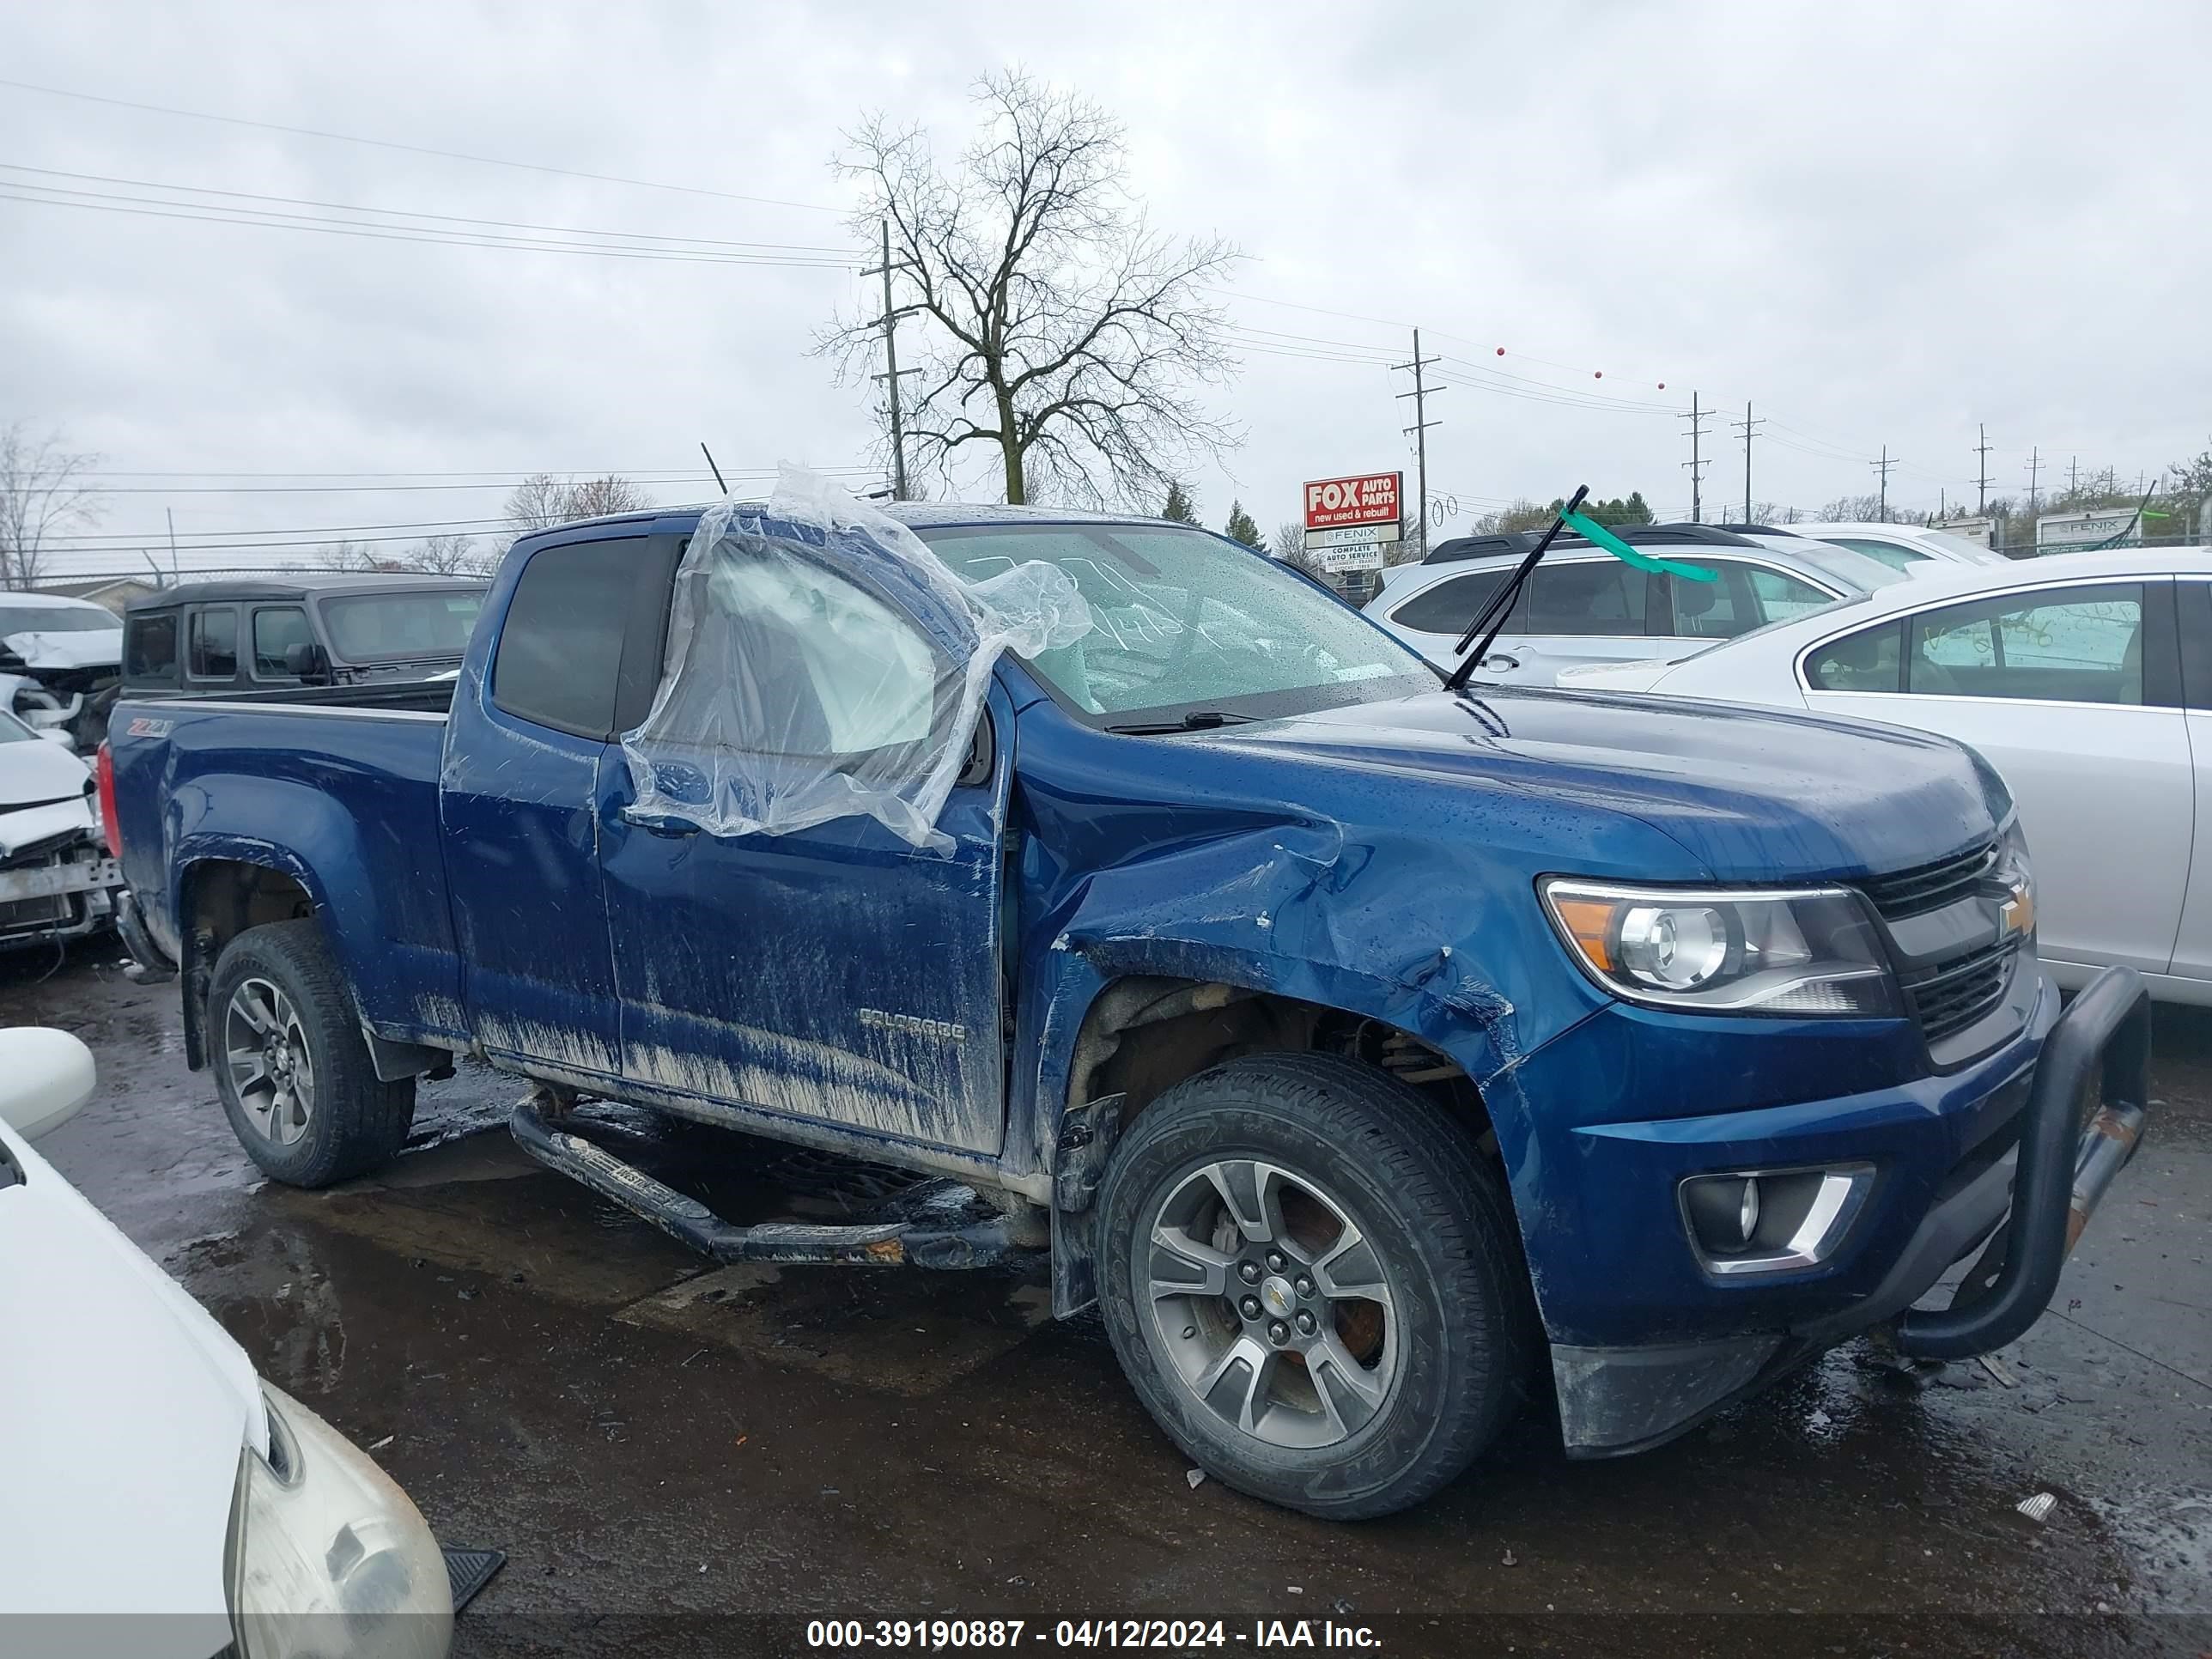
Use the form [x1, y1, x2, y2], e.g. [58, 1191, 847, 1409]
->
[9, 945, 2211, 1656]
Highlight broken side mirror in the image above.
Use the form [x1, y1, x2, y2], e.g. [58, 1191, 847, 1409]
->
[957, 709, 996, 788]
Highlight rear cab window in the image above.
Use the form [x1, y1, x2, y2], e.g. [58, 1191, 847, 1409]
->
[125, 610, 180, 685]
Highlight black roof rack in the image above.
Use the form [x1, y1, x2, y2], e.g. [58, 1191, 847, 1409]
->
[1422, 522, 1760, 565]
[1707, 522, 1799, 537]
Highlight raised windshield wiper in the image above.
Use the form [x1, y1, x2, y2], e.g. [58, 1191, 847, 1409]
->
[1103, 710, 1262, 735]
[1441, 483, 1589, 693]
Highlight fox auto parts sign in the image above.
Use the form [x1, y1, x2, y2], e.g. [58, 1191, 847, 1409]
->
[1304, 472, 1402, 572]
[1304, 472, 1403, 536]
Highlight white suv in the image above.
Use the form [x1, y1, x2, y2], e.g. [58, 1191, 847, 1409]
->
[1364, 524, 1900, 684]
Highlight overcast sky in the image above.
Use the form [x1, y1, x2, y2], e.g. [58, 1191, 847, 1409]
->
[3, 2, 2205, 576]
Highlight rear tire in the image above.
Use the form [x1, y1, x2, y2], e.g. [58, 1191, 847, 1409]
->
[1095, 1052, 1533, 1519]
[208, 919, 415, 1188]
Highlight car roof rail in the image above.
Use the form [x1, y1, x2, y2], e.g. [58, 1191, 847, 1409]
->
[1708, 521, 1799, 537]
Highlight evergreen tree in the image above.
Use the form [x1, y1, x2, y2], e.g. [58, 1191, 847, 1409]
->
[1224, 500, 1263, 547]
[1160, 480, 1200, 523]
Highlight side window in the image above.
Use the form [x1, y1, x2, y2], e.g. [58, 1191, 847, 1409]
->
[491, 538, 643, 738]
[678, 549, 939, 757]
[1662, 562, 1746, 638]
[251, 606, 312, 678]
[125, 611, 179, 681]
[1806, 620, 1904, 692]
[187, 606, 239, 679]
[1745, 568, 1835, 625]
[1525, 562, 1645, 636]
[1830, 538, 1925, 572]
[1388, 570, 1515, 635]
[1906, 583, 2145, 704]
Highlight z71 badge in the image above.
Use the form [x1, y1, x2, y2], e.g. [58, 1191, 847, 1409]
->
[125, 717, 174, 738]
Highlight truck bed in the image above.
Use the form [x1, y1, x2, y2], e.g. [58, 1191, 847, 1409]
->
[108, 687, 464, 1046]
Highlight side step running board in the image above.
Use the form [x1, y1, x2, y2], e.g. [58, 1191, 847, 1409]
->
[509, 1097, 1032, 1270]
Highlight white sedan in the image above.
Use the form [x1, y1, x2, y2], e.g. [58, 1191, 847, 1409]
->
[0, 1027, 454, 1657]
[1559, 546, 2212, 1004]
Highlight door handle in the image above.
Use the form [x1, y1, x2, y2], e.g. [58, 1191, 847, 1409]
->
[620, 805, 701, 838]
[1482, 653, 1520, 673]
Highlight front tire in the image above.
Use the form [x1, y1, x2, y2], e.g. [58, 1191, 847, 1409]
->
[1095, 1053, 1533, 1519]
[208, 919, 415, 1188]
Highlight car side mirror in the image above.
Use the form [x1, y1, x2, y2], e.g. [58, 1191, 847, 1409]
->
[39, 728, 76, 751]
[0, 1028, 97, 1141]
[284, 641, 330, 681]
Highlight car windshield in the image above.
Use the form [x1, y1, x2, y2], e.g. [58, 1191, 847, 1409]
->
[0, 605, 118, 636]
[320, 591, 484, 661]
[1778, 542, 1907, 592]
[0, 707, 35, 743]
[915, 523, 1433, 721]
[1916, 528, 2006, 562]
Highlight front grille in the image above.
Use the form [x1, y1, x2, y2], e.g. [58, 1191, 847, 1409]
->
[1902, 934, 2018, 1044]
[1858, 837, 1998, 921]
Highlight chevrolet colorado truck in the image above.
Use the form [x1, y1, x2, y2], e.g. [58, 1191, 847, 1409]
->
[101, 490, 2151, 1518]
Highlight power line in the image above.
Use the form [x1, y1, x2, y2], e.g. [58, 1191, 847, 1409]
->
[0, 76, 848, 214]
[0, 163, 859, 253]
[0, 183, 859, 267]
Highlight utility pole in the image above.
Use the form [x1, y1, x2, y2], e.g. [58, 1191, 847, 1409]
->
[1393, 327, 1443, 559]
[165, 507, 179, 584]
[1731, 401, 1763, 524]
[1870, 447, 1896, 521]
[2068, 455, 2080, 498]
[862, 221, 922, 500]
[1680, 392, 1711, 522]
[2025, 447, 2042, 523]
[1975, 423, 1992, 514]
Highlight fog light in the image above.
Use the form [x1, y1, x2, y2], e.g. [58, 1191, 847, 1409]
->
[1683, 1175, 1761, 1254]
[1679, 1164, 1874, 1276]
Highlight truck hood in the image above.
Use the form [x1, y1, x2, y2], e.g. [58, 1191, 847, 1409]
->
[1, 629, 123, 672]
[1219, 685, 2000, 879]
[0, 738, 93, 812]
[0, 1114, 261, 1635]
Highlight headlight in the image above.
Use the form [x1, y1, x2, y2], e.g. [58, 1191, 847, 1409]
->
[1995, 817, 2035, 943]
[1540, 878, 1898, 1016]
[225, 1385, 453, 1659]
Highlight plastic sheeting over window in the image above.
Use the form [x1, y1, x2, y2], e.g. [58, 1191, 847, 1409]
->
[621, 467, 1092, 853]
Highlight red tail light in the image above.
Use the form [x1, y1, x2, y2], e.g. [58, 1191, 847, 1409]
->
[95, 740, 121, 859]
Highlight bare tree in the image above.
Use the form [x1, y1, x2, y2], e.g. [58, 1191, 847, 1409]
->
[316, 538, 410, 574]
[1270, 519, 1323, 578]
[406, 532, 489, 575]
[502, 473, 653, 538]
[0, 422, 103, 588]
[821, 70, 1243, 507]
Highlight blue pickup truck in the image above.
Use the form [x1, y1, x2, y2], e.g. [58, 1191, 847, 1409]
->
[101, 493, 2151, 1519]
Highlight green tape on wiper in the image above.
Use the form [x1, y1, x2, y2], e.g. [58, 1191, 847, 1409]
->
[1560, 509, 1717, 582]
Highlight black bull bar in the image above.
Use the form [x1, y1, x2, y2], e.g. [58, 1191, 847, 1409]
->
[1893, 963, 2152, 1359]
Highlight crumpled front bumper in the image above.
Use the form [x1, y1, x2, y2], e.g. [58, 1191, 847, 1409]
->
[0, 825, 119, 950]
[1549, 965, 2153, 1457]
